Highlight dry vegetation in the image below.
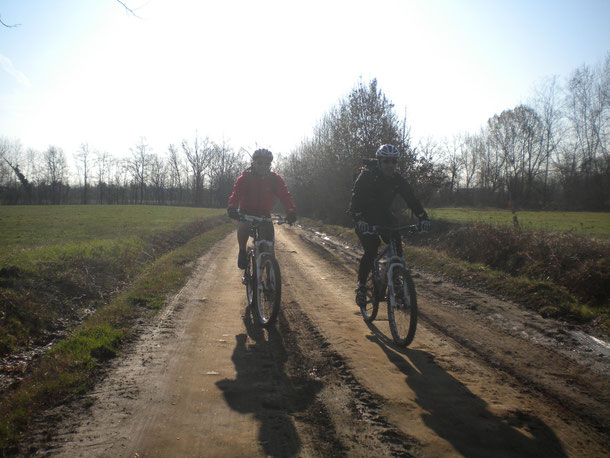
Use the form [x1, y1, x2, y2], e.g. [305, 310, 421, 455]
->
[301, 216, 610, 331]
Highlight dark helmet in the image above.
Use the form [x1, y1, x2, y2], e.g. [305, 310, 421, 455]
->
[252, 148, 273, 161]
[375, 144, 400, 159]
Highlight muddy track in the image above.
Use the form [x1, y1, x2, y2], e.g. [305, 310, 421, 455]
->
[20, 224, 610, 457]
[293, 226, 610, 435]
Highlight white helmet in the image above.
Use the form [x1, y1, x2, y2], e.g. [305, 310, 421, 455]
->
[252, 148, 273, 161]
[375, 144, 400, 159]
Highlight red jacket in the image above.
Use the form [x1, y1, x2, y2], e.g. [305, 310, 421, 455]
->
[228, 170, 296, 216]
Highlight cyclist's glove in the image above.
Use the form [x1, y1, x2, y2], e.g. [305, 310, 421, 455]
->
[286, 213, 297, 224]
[227, 207, 239, 220]
[419, 219, 431, 232]
[355, 220, 369, 234]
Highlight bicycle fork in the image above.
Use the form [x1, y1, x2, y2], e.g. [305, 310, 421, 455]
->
[384, 256, 405, 305]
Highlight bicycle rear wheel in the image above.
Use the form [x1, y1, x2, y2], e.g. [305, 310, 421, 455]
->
[387, 265, 418, 347]
[244, 250, 256, 307]
[360, 270, 380, 323]
[255, 253, 281, 327]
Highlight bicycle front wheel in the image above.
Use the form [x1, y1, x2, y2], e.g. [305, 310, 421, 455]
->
[255, 253, 281, 327]
[387, 265, 418, 347]
[360, 270, 380, 323]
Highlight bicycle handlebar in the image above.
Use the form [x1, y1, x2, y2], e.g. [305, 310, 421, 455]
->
[362, 224, 420, 236]
[239, 213, 290, 225]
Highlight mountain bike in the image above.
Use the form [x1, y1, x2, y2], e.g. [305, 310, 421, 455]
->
[360, 225, 420, 347]
[241, 214, 287, 327]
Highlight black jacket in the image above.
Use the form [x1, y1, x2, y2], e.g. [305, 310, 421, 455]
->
[349, 168, 427, 225]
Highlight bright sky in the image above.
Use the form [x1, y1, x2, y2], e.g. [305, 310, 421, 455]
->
[1, 0, 609, 161]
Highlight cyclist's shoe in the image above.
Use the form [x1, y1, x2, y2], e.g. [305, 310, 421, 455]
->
[355, 284, 367, 308]
[238, 249, 247, 269]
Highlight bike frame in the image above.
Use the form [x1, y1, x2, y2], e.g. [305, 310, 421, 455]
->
[368, 225, 418, 297]
[360, 224, 421, 346]
[374, 240, 404, 291]
[241, 214, 284, 290]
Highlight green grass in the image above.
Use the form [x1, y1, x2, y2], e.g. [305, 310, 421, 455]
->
[0, 206, 234, 454]
[428, 208, 610, 238]
[0, 205, 227, 356]
[0, 205, 225, 264]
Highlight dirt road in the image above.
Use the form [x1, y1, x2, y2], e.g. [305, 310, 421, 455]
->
[33, 224, 609, 457]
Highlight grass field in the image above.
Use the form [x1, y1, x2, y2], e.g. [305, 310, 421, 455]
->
[0, 205, 225, 259]
[0, 205, 228, 355]
[428, 208, 610, 238]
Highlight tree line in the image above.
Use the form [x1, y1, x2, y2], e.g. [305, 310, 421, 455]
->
[0, 135, 248, 207]
[277, 55, 609, 225]
[1, 55, 608, 217]
[430, 54, 609, 210]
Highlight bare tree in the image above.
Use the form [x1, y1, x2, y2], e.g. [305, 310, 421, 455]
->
[477, 127, 503, 196]
[182, 133, 212, 206]
[487, 105, 545, 205]
[129, 138, 151, 204]
[565, 57, 609, 174]
[74, 143, 91, 204]
[559, 54, 610, 208]
[0, 137, 21, 187]
[43, 146, 68, 204]
[112, 158, 131, 204]
[208, 141, 246, 207]
[462, 134, 481, 191]
[0, 137, 32, 203]
[166, 144, 187, 204]
[149, 153, 167, 204]
[532, 75, 564, 204]
[441, 135, 464, 193]
[94, 150, 113, 203]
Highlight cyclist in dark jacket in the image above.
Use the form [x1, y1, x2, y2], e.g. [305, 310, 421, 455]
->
[349, 144, 430, 307]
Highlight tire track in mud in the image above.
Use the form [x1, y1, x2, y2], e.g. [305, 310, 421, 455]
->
[303, 226, 610, 437]
[282, 224, 610, 455]
[416, 303, 610, 436]
[277, 299, 421, 457]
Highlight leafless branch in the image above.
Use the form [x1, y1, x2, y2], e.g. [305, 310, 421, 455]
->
[0, 15, 21, 28]
[115, 0, 142, 19]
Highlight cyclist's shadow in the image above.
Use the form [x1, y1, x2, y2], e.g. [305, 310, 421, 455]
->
[364, 322, 567, 458]
[216, 306, 323, 457]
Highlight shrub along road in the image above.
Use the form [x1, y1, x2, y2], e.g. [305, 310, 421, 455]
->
[27, 224, 609, 456]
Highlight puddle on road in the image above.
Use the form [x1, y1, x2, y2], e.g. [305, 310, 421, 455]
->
[569, 331, 610, 357]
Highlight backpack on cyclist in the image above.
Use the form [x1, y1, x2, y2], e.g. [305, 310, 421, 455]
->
[352, 158, 378, 187]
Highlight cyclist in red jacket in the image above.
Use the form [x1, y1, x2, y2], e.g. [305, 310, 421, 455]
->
[227, 148, 297, 269]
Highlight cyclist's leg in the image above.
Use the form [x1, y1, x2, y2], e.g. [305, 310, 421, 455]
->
[356, 233, 380, 306]
[357, 233, 380, 283]
[237, 221, 250, 269]
[237, 221, 250, 250]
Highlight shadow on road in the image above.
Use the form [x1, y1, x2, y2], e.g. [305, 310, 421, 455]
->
[216, 306, 323, 457]
[365, 324, 567, 458]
